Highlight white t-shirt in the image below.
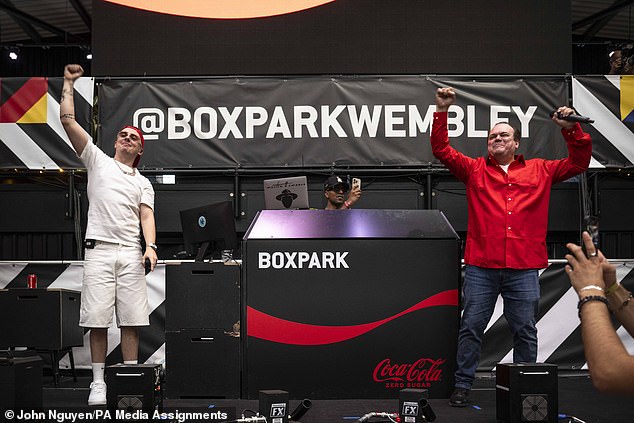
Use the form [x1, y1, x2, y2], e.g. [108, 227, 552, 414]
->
[80, 142, 154, 247]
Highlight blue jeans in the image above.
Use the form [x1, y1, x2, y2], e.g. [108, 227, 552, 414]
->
[454, 265, 539, 390]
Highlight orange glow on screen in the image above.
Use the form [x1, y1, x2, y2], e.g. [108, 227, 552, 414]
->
[103, 0, 337, 19]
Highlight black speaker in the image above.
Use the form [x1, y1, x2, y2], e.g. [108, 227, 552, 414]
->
[165, 262, 240, 331]
[0, 288, 83, 349]
[259, 390, 289, 423]
[496, 363, 558, 423]
[0, 355, 43, 410]
[165, 329, 240, 399]
[106, 364, 163, 414]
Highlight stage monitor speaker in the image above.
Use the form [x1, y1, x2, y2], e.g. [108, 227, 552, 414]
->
[165, 329, 240, 399]
[259, 390, 289, 423]
[496, 363, 557, 423]
[0, 288, 83, 349]
[0, 355, 43, 410]
[106, 364, 163, 414]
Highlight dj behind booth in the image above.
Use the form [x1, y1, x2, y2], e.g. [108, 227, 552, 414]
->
[164, 199, 461, 400]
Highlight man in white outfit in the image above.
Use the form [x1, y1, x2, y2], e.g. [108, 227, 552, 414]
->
[60, 64, 158, 406]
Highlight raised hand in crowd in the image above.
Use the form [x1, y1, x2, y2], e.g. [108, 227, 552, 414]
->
[565, 231, 634, 395]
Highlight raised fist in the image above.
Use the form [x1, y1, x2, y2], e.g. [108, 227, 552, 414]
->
[435, 87, 456, 111]
[64, 64, 84, 81]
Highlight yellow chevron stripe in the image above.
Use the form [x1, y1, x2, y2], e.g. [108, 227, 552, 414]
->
[620, 76, 634, 122]
[16, 93, 47, 124]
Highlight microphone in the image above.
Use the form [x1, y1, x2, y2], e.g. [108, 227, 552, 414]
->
[551, 110, 594, 124]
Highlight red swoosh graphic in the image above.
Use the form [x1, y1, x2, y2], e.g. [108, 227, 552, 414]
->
[248, 289, 458, 345]
[104, 0, 336, 19]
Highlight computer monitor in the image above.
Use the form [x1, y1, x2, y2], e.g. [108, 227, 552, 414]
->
[179, 201, 237, 261]
[263, 176, 310, 209]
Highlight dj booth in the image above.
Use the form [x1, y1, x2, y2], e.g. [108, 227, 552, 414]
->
[242, 209, 461, 399]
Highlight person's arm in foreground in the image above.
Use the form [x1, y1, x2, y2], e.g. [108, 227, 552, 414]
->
[565, 232, 634, 395]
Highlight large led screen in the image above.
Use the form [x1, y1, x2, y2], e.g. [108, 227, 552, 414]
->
[93, 0, 571, 76]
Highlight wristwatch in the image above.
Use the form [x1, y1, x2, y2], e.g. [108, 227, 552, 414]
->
[148, 243, 158, 251]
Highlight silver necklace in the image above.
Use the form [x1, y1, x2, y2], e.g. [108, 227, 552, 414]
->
[114, 160, 136, 176]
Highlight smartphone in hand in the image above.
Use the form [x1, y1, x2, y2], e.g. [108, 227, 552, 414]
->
[145, 258, 152, 275]
[352, 177, 361, 190]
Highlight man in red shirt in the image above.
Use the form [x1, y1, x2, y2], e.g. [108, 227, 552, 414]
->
[431, 87, 592, 407]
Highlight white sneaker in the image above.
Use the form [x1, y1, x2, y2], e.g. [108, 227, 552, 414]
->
[88, 381, 107, 406]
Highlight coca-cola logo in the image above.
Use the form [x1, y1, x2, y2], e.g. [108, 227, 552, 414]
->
[373, 358, 446, 389]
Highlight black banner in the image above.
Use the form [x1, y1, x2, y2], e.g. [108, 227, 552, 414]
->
[98, 76, 568, 169]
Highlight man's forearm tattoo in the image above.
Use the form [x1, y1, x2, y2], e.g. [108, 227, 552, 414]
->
[61, 88, 73, 103]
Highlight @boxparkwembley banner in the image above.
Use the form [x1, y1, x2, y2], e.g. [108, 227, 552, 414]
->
[98, 76, 575, 169]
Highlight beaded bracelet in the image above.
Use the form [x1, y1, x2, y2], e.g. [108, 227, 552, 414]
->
[577, 295, 609, 318]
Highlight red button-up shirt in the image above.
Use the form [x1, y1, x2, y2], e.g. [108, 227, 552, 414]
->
[431, 112, 592, 269]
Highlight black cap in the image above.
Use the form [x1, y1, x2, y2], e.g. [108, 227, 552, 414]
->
[324, 175, 350, 192]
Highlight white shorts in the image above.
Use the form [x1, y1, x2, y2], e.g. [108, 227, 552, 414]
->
[80, 240, 149, 328]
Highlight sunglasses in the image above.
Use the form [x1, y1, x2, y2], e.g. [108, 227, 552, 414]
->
[326, 184, 349, 192]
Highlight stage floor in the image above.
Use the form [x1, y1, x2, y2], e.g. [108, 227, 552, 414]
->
[33, 371, 634, 423]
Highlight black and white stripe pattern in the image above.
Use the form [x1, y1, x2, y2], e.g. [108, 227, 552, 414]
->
[0, 77, 93, 170]
[479, 261, 634, 370]
[572, 75, 634, 168]
[1, 261, 633, 370]
[0, 261, 165, 369]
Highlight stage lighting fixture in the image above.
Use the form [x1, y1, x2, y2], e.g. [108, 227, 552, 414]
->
[419, 398, 436, 422]
[289, 398, 312, 422]
[8, 48, 19, 60]
[86, 52, 93, 60]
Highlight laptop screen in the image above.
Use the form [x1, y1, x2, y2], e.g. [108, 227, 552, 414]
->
[263, 176, 310, 209]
